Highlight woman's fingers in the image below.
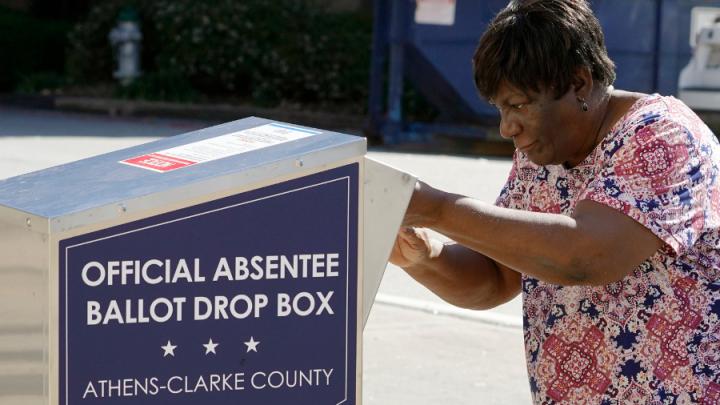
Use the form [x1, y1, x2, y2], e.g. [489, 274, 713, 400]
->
[399, 227, 424, 248]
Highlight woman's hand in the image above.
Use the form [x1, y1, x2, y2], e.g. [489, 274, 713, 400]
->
[389, 227, 444, 269]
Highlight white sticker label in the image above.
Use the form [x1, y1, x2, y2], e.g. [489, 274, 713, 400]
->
[120, 123, 320, 173]
[415, 0, 456, 26]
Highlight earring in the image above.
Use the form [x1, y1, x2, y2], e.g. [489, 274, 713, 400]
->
[577, 97, 589, 112]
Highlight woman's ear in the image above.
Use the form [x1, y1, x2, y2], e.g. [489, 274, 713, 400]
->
[572, 66, 594, 99]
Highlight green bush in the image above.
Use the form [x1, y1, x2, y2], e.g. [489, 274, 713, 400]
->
[66, 1, 372, 110]
[15, 72, 67, 94]
[0, 6, 71, 91]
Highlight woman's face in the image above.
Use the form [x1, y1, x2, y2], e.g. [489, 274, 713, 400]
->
[491, 81, 592, 167]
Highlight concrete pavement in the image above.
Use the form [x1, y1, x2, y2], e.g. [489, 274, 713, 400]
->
[0, 105, 531, 404]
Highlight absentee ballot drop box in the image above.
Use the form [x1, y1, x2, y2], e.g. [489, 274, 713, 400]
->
[0, 117, 415, 405]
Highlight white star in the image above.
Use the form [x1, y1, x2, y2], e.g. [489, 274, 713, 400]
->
[161, 340, 177, 357]
[203, 338, 219, 355]
[244, 336, 260, 353]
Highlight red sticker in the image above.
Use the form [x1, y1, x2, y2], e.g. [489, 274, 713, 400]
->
[121, 153, 197, 173]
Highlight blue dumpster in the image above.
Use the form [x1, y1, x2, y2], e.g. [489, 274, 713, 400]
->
[367, 0, 720, 144]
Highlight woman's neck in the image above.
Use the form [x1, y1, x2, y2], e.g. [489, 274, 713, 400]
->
[563, 87, 613, 168]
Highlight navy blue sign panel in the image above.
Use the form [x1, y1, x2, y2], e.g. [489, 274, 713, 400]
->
[59, 164, 358, 405]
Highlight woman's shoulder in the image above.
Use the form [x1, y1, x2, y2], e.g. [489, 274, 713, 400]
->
[611, 90, 706, 130]
[600, 91, 718, 161]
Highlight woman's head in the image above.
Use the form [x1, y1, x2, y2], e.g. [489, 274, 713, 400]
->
[472, 0, 615, 101]
[472, 0, 617, 167]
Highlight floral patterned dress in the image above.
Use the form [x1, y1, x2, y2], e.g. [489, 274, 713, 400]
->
[496, 95, 720, 404]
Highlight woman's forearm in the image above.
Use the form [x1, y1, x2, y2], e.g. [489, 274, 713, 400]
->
[401, 242, 520, 310]
[428, 192, 660, 286]
[435, 196, 585, 284]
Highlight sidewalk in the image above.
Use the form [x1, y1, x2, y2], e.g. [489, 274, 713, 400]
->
[0, 105, 531, 404]
[364, 305, 529, 405]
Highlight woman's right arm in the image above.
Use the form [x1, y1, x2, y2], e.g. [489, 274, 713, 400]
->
[390, 227, 521, 310]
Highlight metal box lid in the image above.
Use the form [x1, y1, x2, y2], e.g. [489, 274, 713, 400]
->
[0, 117, 365, 221]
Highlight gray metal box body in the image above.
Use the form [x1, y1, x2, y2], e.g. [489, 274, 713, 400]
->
[0, 117, 415, 405]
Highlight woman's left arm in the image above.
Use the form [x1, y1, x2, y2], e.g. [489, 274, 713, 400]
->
[407, 181, 663, 286]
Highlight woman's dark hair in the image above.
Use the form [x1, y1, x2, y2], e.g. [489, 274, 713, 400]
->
[472, 0, 616, 100]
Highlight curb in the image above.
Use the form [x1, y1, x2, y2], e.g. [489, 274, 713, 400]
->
[374, 293, 523, 329]
[0, 94, 368, 134]
[55, 96, 368, 132]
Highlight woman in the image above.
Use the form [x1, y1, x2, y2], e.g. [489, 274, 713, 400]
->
[391, 0, 720, 403]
